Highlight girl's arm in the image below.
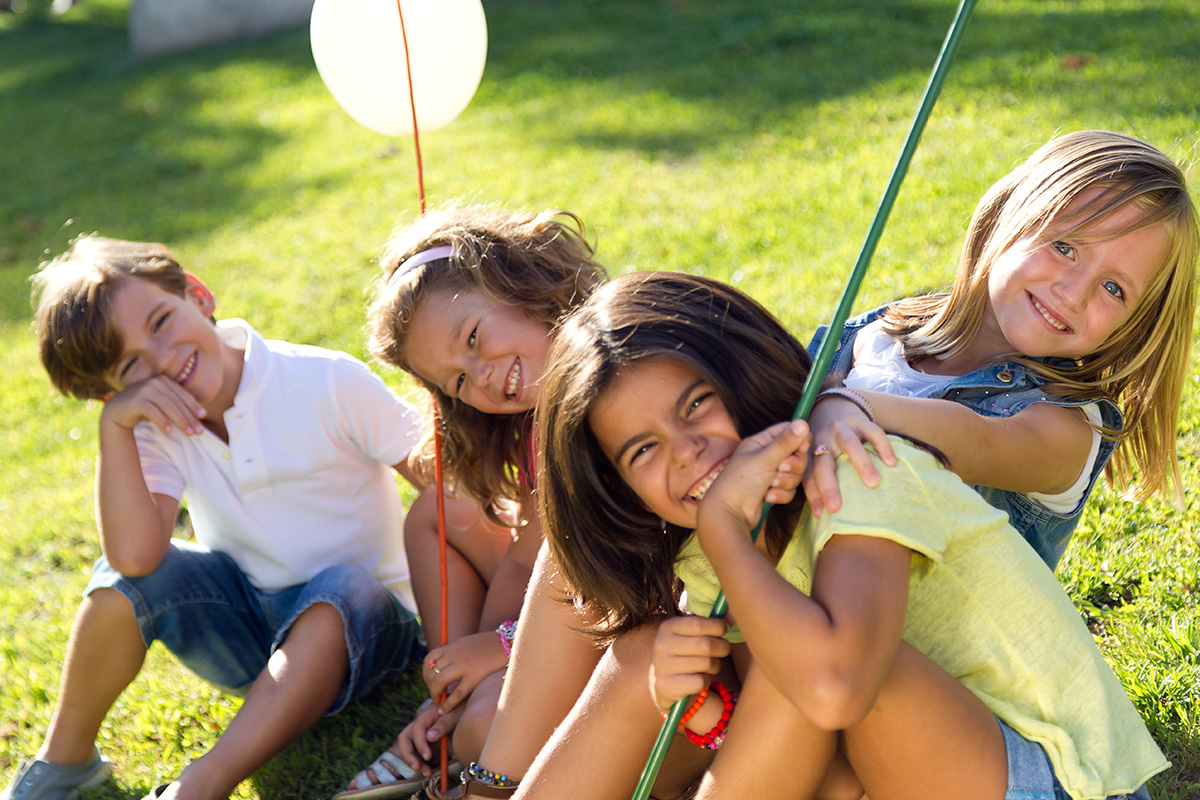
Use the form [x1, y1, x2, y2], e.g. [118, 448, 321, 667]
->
[697, 423, 911, 730]
[477, 484, 542, 628]
[475, 541, 604, 781]
[806, 391, 1095, 514]
[864, 391, 1094, 492]
[426, 485, 542, 714]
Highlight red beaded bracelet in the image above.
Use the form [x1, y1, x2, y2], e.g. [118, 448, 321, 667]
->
[662, 687, 709, 727]
[683, 680, 737, 751]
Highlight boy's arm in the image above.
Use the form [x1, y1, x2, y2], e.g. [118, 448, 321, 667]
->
[95, 380, 196, 575]
[392, 457, 420, 489]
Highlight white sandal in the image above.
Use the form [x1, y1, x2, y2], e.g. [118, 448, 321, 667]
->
[333, 752, 444, 800]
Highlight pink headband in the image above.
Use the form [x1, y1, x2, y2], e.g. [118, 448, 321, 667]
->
[386, 245, 456, 288]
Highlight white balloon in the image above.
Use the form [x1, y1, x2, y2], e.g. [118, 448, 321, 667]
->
[311, 0, 487, 137]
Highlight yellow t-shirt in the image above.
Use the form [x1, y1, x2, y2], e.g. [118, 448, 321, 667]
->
[676, 437, 1167, 800]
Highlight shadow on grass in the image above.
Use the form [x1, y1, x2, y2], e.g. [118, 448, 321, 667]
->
[80, 666, 426, 800]
[247, 673, 427, 800]
[2, 0, 1195, 327]
[478, 0, 1196, 157]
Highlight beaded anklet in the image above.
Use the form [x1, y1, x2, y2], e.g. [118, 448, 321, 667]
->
[467, 762, 520, 789]
[683, 680, 737, 751]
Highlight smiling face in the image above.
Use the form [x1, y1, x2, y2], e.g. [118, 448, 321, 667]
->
[981, 193, 1170, 361]
[103, 275, 235, 410]
[405, 288, 554, 415]
[588, 357, 741, 529]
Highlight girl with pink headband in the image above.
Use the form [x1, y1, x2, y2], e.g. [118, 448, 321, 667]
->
[336, 203, 606, 799]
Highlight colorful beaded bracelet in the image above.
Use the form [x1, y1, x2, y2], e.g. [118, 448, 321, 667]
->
[468, 761, 520, 788]
[683, 680, 737, 751]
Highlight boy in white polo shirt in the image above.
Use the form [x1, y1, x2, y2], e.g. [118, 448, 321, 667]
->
[5, 235, 425, 800]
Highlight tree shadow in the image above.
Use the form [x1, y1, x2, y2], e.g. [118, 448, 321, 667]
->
[1, 0, 1195, 329]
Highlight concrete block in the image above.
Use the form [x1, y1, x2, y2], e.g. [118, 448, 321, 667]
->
[130, 0, 315, 58]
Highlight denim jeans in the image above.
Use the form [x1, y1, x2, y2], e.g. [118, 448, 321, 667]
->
[85, 539, 425, 713]
[999, 718, 1152, 800]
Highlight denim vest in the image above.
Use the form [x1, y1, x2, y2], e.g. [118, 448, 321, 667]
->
[808, 305, 1123, 570]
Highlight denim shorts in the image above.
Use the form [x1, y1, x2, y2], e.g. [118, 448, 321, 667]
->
[999, 718, 1152, 800]
[85, 539, 425, 714]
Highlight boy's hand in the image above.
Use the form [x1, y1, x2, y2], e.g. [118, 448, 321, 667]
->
[422, 631, 507, 715]
[102, 375, 207, 435]
[650, 616, 730, 711]
[804, 396, 895, 517]
[697, 419, 809, 542]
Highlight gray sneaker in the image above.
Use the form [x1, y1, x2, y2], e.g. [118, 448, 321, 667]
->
[1, 747, 111, 800]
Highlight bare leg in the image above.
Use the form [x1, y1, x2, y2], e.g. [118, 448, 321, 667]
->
[162, 601, 350, 800]
[695, 642, 1004, 800]
[695, 663, 840, 800]
[474, 542, 603, 780]
[843, 642, 1005, 800]
[346, 497, 513, 793]
[39, 588, 147, 765]
[449, 670, 504, 766]
[407, 493, 511, 646]
[514, 622, 712, 800]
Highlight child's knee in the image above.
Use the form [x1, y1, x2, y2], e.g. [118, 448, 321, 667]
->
[403, 492, 439, 544]
[306, 564, 390, 612]
[80, 586, 136, 622]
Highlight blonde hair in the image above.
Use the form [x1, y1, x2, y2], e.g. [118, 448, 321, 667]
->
[367, 203, 606, 518]
[33, 234, 191, 401]
[885, 130, 1198, 501]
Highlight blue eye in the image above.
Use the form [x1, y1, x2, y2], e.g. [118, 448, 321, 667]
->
[1052, 241, 1075, 259]
[1102, 280, 1124, 300]
[468, 327, 477, 347]
[455, 374, 466, 393]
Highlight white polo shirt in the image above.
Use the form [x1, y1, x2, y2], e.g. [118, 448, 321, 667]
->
[135, 319, 421, 610]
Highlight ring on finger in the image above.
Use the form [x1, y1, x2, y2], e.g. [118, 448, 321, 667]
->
[813, 444, 831, 457]
[429, 658, 441, 675]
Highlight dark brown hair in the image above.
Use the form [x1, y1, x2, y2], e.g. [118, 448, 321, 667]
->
[34, 235, 191, 400]
[536, 271, 812, 639]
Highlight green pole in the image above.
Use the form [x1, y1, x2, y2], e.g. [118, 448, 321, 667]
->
[630, 0, 978, 797]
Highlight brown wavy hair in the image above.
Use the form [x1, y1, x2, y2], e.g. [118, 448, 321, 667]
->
[882, 130, 1198, 502]
[367, 203, 606, 520]
[535, 271, 812, 640]
[34, 235, 192, 400]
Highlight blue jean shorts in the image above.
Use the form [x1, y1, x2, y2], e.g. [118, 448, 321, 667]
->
[999, 718, 1152, 800]
[85, 539, 426, 714]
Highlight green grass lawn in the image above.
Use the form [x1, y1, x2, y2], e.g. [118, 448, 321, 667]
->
[2, 0, 1198, 797]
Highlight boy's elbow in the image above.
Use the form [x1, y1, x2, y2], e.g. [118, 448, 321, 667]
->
[103, 543, 168, 577]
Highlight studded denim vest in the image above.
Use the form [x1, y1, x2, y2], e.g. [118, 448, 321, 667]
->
[808, 305, 1122, 570]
